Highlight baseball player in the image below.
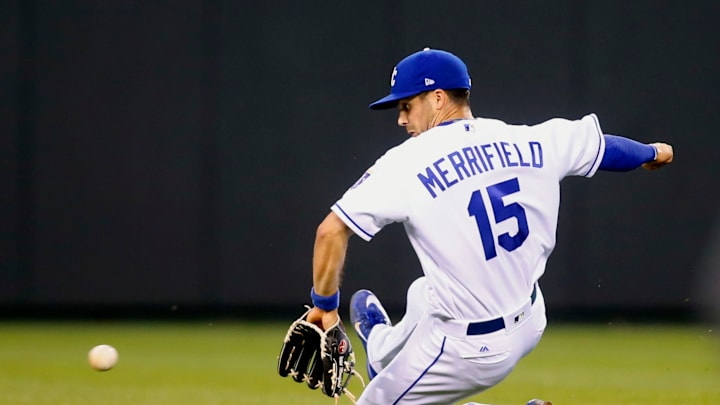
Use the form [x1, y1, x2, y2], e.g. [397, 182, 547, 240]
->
[303, 48, 673, 404]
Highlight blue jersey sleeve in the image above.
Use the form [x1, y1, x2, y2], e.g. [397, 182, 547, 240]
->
[599, 134, 657, 171]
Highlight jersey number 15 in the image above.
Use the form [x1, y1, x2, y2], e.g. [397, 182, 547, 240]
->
[467, 177, 529, 260]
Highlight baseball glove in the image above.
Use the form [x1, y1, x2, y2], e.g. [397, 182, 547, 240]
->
[278, 308, 361, 402]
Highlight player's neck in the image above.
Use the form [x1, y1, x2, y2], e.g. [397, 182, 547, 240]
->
[432, 106, 473, 128]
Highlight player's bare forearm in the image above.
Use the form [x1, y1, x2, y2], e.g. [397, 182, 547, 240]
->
[313, 212, 352, 295]
[642, 142, 674, 170]
[308, 212, 353, 329]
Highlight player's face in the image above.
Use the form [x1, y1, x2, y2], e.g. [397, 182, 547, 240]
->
[396, 93, 435, 137]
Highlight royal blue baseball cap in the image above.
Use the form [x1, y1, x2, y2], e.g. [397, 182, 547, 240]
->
[369, 48, 472, 110]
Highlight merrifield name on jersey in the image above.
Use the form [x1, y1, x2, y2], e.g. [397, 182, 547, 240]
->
[417, 141, 543, 198]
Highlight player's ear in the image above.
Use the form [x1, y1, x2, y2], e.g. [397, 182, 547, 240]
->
[432, 89, 446, 110]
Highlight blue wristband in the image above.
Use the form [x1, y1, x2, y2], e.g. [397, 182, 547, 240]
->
[311, 288, 340, 311]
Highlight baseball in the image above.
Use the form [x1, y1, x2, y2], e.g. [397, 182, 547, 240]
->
[88, 344, 118, 371]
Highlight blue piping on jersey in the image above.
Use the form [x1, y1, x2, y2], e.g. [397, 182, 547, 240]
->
[583, 114, 604, 177]
[333, 203, 374, 239]
[392, 336, 447, 404]
[437, 118, 464, 127]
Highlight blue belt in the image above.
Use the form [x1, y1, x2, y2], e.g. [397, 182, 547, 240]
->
[467, 284, 538, 336]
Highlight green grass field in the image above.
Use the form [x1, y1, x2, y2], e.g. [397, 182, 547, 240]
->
[0, 320, 718, 404]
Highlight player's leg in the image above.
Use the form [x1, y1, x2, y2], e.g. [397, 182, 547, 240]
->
[358, 286, 548, 404]
[351, 276, 429, 378]
[357, 310, 511, 405]
[357, 312, 449, 405]
[365, 276, 429, 373]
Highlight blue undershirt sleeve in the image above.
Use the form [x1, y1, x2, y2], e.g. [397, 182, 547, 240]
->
[599, 134, 657, 171]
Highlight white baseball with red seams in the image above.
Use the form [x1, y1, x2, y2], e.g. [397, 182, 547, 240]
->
[88, 344, 118, 371]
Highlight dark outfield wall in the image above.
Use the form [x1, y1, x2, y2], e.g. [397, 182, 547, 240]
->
[1, 1, 718, 317]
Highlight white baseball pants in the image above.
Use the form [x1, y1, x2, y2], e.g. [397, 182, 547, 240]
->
[357, 277, 547, 405]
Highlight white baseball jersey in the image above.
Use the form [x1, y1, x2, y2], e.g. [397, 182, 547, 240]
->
[332, 114, 605, 320]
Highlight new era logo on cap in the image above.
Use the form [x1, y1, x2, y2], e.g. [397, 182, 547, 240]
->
[370, 48, 471, 110]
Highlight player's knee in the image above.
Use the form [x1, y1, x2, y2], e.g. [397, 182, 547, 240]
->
[407, 277, 428, 305]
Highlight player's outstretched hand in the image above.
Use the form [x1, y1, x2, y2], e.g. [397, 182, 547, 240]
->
[642, 142, 673, 170]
